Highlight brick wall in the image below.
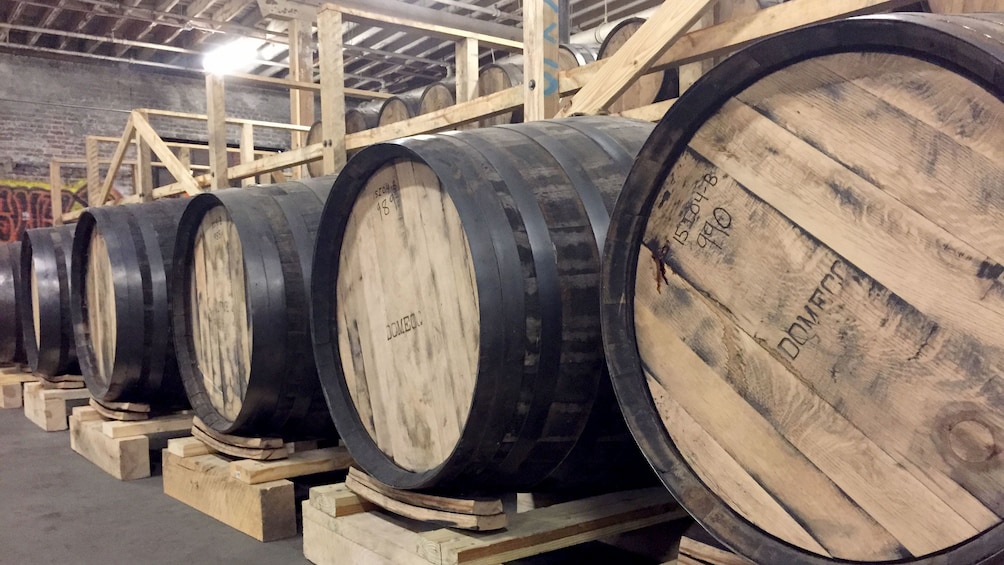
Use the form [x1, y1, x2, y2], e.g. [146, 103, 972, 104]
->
[0, 52, 302, 193]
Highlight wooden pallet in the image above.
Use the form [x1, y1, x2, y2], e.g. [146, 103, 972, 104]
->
[23, 379, 90, 431]
[162, 437, 354, 541]
[303, 480, 688, 565]
[0, 368, 36, 408]
[69, 406, 193, 480]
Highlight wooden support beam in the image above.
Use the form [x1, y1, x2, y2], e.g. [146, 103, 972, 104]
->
[97, 114, 136, 209]
[177, 147, 191, 171]
[523, 0, 560, 121]
[85, 136, 101, 207]
[50, 161, 63, 226]
[558, 0, 716, 116]
[455, 38, 479, 103]
[131, 111, 202, 195]
[137, 108, 309, 131]
[227, 144, 323, 180]
[240, 123, 256, 187]
[557, 0, 915, 97]
[345, 86, 523, 150]
[136, 112, 155, 201]
[318, 7, 346, 176]
[288, 18, 315, 180]
[322, 0, 523, 51]
[205, 74, 230, 190]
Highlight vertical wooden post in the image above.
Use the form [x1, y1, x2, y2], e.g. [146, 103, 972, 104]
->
[137, 111, 154, 201]
[523, 0, 560, 121]
[455, 38, 479, 103]
[85, 136, 101, 207]
[318, 7, 346, 175]
[288, 17, 316, 179]
[240, 123, 256, 187]
[206, 73, 229, 190]
[50, 160, 63, 226]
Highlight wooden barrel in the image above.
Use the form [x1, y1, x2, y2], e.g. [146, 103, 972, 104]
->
[20, 225, 78, 377]
[601, 13, 1004, 565]
[558, 43, 599, 68]
[0, 242, 24, 364]
[306, 106, 381, 178]
[418, 81, 455, 114]
[378, 83, 456, 128]
[172, 179, 337, 438]
[378, 92, 422, 127]
[311, 117, 655, 491]
[598, 18, 679, 113]
[477, 61, 524, 127]
[70, 199, 189, 407]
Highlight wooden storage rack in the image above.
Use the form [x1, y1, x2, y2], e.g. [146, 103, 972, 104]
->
[54, 0, 912, 224]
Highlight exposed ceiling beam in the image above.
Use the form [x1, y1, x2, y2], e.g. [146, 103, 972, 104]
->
[114, 0, 182, 57]
[26, 0, 64, 46]
[14, 0, 287, 43]
[0, 22, 197, 54]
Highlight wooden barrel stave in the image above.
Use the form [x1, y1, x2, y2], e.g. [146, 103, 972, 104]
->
[0, 242, 24, 364]
[20, 225, 78, 377]
[312, 117, 656, 491]
[173, 179, 337, 438]
[602, 13, 1004, 565]
[71, 199, 189, 406]
[598, 18, 679, 113]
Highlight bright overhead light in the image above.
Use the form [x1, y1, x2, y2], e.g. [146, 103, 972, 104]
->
[202, 37, 262, 75]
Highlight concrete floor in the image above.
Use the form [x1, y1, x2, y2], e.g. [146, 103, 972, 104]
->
[0, 407, 306, 565]
[0, 406, 679, 565]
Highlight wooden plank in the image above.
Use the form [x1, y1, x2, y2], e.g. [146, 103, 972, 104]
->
[228, 72, 390, 100]
[162, 450, 297, 542]
[229, 447, 354, 485]
[522, 0, 560, 121]
[85, 136, 101, 206]
[678, 536, 751, 565]
[419, 488, 686, 565]
[101, 412, 192, 439]
[49, 161, 63, 226]
[227, 143, 323, 179]
[345, 86, 522, 150]
[205, 73, 229, 189]
[141, 108, 313, 131]
[131, 111, 202, 195]
[240, 122, 255, 187]
[557, 0, 915, 97]
[167, 436, 216, 457]
[346, 468, 502, 516]
[616, 98, 676, 122]
[302, 503, 434, 565]
[318, 7, 347, 176]
[345, 476, 507, 531]
[288, 17, 314, 180]
[558, 0, 715, 116]
[23, 381, 91, 432]
[308, 483, 378, 518]
[455, 38, 479, 103]
[0, 373, 34, 409]
[323, 0, 523, 50]
[70, 411, 153, 480]
[191, 426, 287, 461]
[136, 114, 154, 201]
[96, 113, 135, 208]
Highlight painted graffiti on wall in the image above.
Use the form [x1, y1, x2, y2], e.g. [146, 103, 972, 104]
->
[0, 179, 120, 243]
